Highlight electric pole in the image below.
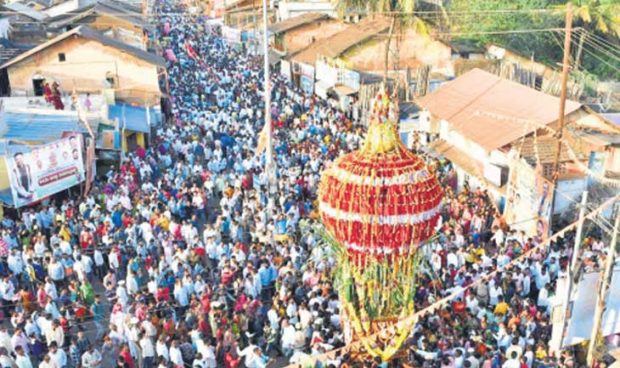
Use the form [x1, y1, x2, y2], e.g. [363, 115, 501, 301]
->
[553, 190, 587, 353]
[587, 207, 620, 366]
[262, 0, 277, 212]
[549, 2, 573, 234]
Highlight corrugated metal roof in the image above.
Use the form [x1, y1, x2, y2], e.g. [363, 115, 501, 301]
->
[46, 0, 149, 30]
[417, 68, 582, 152]
[108, 103, 152, 133]
[0, 112, 90, 142]
[0, 38, 32, 64]
[291, 16, 391, 65]
[602, 113, 620, 127]
[269, 12, 330, 35]
[1, 26, 165, 69]
[1, 3, 48, 21]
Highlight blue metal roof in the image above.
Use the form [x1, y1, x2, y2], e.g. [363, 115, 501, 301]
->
[0, 112, 88, 143]
[601, 113, 620, 127]
[108, 104, 154, 133]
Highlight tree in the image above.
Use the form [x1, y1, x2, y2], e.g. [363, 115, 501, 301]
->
[554, 0, 620, 70]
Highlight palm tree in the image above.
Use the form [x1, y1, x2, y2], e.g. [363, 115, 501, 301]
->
[556, 0, 620, 69]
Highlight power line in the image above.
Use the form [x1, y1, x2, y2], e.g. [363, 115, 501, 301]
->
[0, 7, 560, 17]
[573, 30, 620, 63]
[290, 194, 620, 367]
[565, 32, 620, 73]
[370, 27, 567, 37]
[575, 29, 620, 58]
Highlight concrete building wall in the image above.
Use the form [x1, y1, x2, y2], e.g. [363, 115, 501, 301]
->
[7, 37, 160, 99]
[341, 29, 452, 74]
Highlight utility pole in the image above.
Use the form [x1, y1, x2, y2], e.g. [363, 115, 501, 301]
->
[587, 207, 620, 366]
[262, 0, 276, 211]
[572, 191, 588, 270]
[554, 190, 587, 353]
[549, 2, 573, 234]
[72, 91, 96, 197]
[253, 0, 258, 55]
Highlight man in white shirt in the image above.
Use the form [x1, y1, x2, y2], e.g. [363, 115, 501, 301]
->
[502, 351, 521, 368]
[46, 321, 64, 347]
[139, 334, 156, 368]
[81, 346, 102, 368]
[237, 342, 258, 367]
[280, 319, 296, 357]
[0, 347, 14, 368]
[48, 343, 67, 368]
[169, 340, 184, 367]
[14, 346, 32, 368]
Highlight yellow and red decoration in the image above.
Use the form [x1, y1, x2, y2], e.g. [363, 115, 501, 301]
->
[317, 89, 443, 361]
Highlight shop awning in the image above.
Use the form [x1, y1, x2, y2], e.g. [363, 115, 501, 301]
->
[333, 84, 356, 96]
[0, 112, 94, 143]
[108, 104, 155, 133]
[563, 265, 620, 347]
[314, 80, 332, 99]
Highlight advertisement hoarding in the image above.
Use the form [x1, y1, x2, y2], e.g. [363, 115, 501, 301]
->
[221, 26, 241, 44]
[504, 157, 554, 239]
[4, 136, 85, 208]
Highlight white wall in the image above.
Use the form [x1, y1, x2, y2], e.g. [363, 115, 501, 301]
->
[277, 0, 335, 21]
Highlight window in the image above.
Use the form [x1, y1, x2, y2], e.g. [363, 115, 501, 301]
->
[58, 53, 66, 62]
[105, 71, 117, 88]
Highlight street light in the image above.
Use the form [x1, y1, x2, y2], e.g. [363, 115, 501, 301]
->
[262, 0, 277, 212]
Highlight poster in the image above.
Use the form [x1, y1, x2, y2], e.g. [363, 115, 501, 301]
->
[280, 60, 292, 82]
[340, 69, 360, 91]
[298, 63, 315, 79]
[221, 26, 241, 44]
[587, 151, 605, 188]
[4, 136, 85, 208]
[315, 60, 338, 86]
[300, 75, 314, 95]
[504, 157, 553, 239]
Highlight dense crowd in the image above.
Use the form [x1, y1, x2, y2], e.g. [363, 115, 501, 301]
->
[0, 1, 613, 368]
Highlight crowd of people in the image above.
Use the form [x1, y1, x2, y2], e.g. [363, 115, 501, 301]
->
[0, 1, 614, 368]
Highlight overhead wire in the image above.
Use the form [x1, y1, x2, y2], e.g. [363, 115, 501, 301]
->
[564, 31, 620, 73]
[574, 28, 620, 58]
[574, 30, 620, 63]
[0, 8, 560, 17]
[290, 194, 620, 367]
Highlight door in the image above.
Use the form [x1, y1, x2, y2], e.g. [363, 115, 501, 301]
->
[32, 78, 45, 96]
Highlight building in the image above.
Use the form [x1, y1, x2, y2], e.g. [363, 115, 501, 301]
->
[0, 26, 165, 105]
[417, 68, 620, 236]
[45, 0, 150, 49]
[0, 40, 29, 96]
[289, 15, 392, 67]
[222, 0, 263, 29]
[269, 12, 343, 54]
[276, 0, 335, 21]
[288, 15, 453, 82]
[0, 3, 49, 44]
